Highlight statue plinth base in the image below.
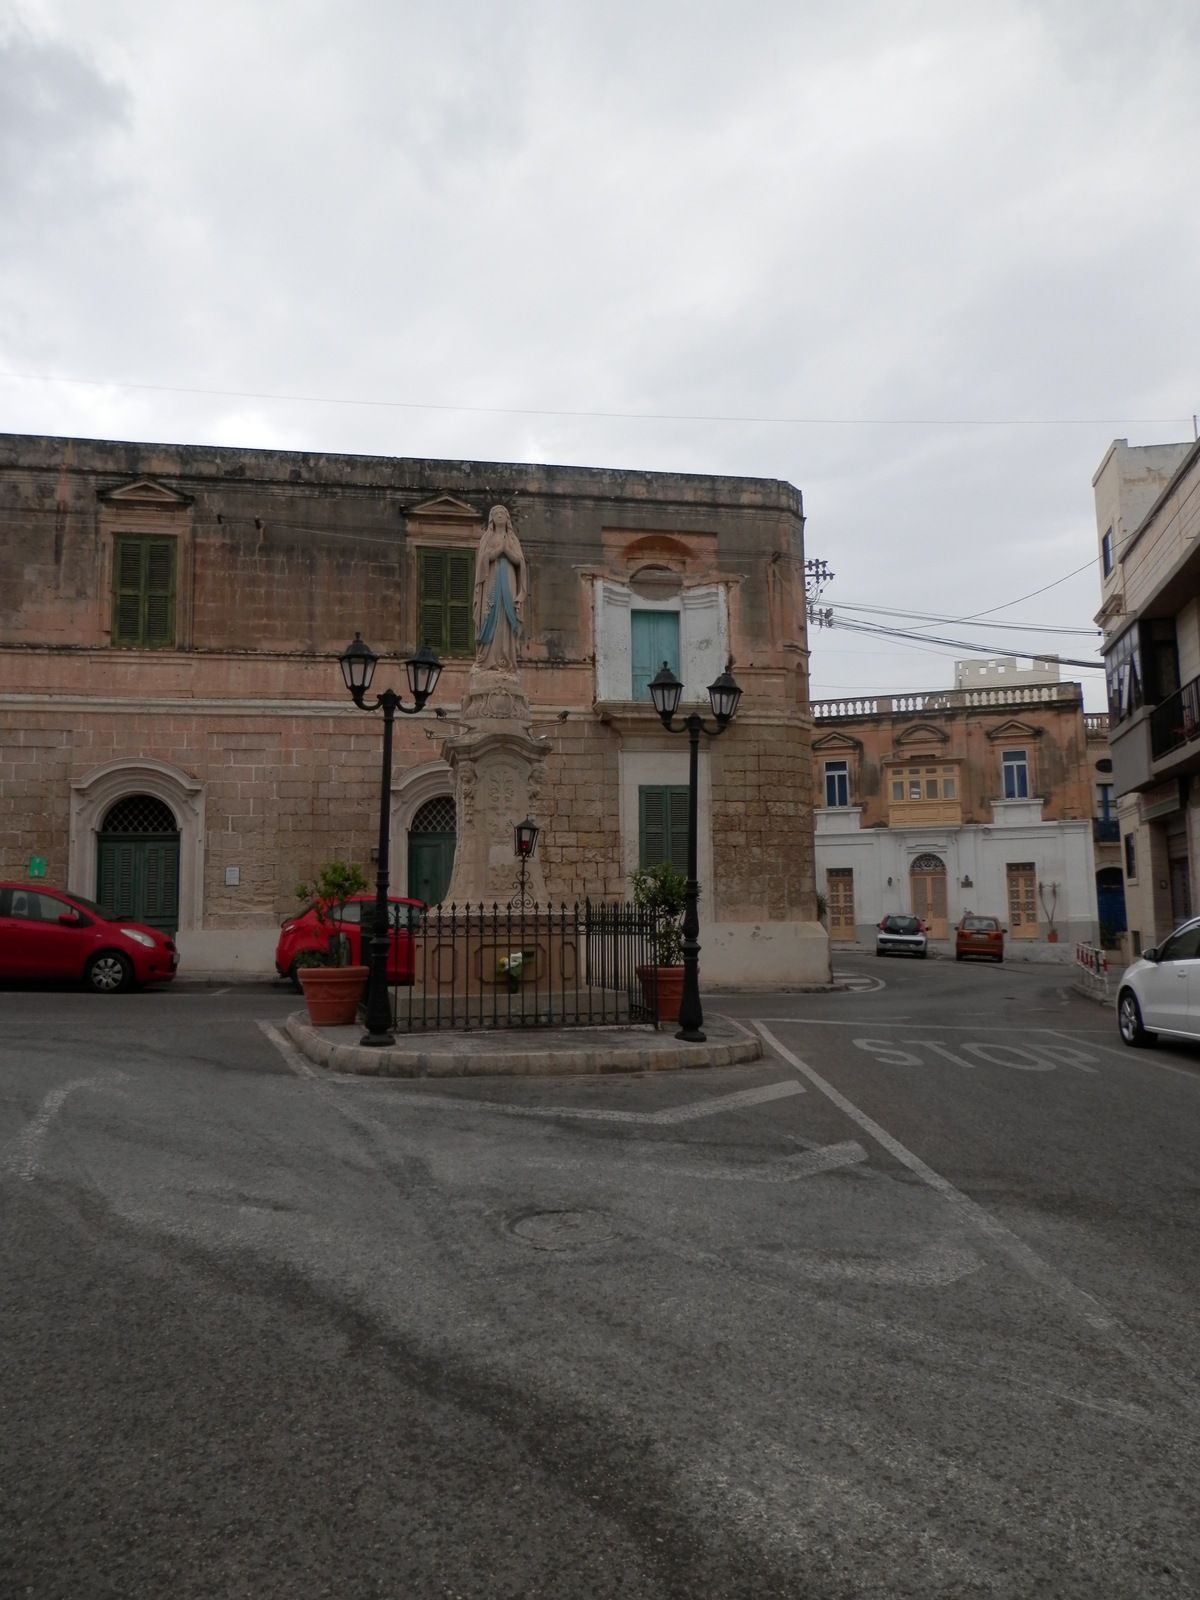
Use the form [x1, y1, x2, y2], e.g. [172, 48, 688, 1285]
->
[442, 667, 548, 907]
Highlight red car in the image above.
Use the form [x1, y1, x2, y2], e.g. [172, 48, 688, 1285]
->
[955, 914, 1005, 962]
[276, 895, 426, 989]
[0, 883, 179, 992]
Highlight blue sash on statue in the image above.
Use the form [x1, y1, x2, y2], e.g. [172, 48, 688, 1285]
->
[479, 557, 519, 647]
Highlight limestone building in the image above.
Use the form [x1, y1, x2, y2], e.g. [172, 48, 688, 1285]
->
[0, 432, 827, 984]
[811, 677, 1101, 951]
[1093, 435, 1200, 952]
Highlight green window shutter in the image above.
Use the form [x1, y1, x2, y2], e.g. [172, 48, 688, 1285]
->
[418, 549, 448, 652]
[446, 550, 474, 657]
[143, 539, 177, 647]
[112, 537, 144, 645]
[417, 547, 475, 657]
[111, 536, 176, 647]
[666, 786, 690, 875]
[639, 786, 666, 869]
[639, 785, 690, 871]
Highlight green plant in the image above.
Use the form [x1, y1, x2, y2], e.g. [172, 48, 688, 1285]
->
[294, 860, 370, 967]
[630, 861, 688, 967]
[815, 890, 828, 922]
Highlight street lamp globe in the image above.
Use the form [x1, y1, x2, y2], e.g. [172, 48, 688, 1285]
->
[707, 668, 743, 726]
[405, 642, 443, 706]
[649, 661, 684, 724]
[339, 633, 378, 698]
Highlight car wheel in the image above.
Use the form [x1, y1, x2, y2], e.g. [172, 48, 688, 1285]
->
[288, 960, 304, 993]
[87, 951, 133, 994]
[1118, 989, 1155, 1048]
[919, 950, 927, 959]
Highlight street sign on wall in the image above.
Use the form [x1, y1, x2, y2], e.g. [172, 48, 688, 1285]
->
[28, 856, 47, 879]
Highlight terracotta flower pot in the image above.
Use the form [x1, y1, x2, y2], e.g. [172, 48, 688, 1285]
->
[637, 964, 685, 1023]
[297, 965, 369, 1026]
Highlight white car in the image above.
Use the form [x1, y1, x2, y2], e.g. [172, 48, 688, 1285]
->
[875, 914, 928, 958]
[1116, 916, 1200, 1047]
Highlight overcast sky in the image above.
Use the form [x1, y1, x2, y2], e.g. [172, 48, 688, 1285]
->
[3, 0, 1197, 710]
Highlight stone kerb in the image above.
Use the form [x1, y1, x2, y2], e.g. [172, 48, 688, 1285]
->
[283, 1011, 762, 1078]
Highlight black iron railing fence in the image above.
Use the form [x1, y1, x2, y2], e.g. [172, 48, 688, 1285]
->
[389, 901, 662, 1032]
[1150, 674, 1200, 760]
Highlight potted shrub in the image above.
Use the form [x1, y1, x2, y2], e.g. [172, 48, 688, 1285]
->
[293, 860, 370, 1026]
[631, 861, 688, 1023]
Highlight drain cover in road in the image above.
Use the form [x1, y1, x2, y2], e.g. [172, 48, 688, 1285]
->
[508, 1209, 616, 1250]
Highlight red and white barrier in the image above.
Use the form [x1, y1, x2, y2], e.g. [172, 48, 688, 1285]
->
[1074, 944, 1110, 996]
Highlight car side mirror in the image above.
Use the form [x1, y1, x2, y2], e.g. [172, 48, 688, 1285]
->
[57, 911, 81, 926]
[1142, 946, 1159, 963]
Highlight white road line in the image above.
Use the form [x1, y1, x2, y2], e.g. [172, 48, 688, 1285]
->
[4, 1072, 128, 1183]
[1046, 1029, 1200, 1082]
[257, 1020, 320, 1079]
[753, 1021, 1200, 1419]
[255, 1024, 804, 1123]
[527, 1138, 867, 1184]
[753, 1018, 1111, 1031]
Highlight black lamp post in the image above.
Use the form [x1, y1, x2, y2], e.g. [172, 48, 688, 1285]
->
[649, 660, 743, 1042]
[511, 815, 540, 910]
[339, 633, 442, 1046]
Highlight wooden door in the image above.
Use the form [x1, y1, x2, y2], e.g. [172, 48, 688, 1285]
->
[825, 867, 856, 942]
[1006, 862, 1038, 938]
[909, 854, 948, 938]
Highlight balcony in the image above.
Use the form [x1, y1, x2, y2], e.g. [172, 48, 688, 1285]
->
[1093, 818, 1120, 843]
[1150, 675, 1200, 761]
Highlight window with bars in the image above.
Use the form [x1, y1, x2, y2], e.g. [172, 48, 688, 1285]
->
[100, 796, 179, 834]
[112, 536, 177, 648]
[638, 785, 689, 875]
[411, 796, 456, 834]
[417, 549, 474, 657]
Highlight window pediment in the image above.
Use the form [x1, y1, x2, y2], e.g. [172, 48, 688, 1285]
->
[812, 730, 862, 754]
[97, 478, 193, 508]
[406, 495, 483, 523]
[986, 718, 1043, 743]
[892, 722, 950, 750]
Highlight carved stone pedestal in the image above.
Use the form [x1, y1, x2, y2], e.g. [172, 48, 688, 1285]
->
[442, 669, 549, 908]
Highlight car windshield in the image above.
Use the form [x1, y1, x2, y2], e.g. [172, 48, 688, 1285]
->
[884, 916, 920, 933]
[962, 917, 999, 930]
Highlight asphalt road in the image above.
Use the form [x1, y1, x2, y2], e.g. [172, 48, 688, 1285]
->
[2, 956, 1198, 1599]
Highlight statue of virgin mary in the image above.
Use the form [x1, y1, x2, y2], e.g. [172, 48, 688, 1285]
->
[473, 505, 526, 674]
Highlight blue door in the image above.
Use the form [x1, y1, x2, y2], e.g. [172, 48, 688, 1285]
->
[631, 610, 681, 701]
[1096, 867, 1126, 941]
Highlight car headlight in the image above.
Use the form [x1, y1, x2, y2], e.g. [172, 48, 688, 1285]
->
[120, 929, 156, 948]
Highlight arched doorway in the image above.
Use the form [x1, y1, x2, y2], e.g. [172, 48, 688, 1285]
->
[97, 794, 181, 934]
[407, 796, 456, 906]
[910, 852, 948, 938]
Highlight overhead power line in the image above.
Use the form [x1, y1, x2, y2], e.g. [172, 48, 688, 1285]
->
[831, 601, 1098, 636]
[825, 612, 1103, 670]
[0, 369, 1195, 430]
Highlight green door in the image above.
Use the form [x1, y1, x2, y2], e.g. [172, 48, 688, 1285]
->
[408, 833, 456, 907]
[406, 796, 457, 906]
[96, 794, 181, 935]
[97, 836, 180, 934]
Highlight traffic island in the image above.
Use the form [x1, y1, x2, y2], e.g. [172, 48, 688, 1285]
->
[283, 1012, 762, 1077]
